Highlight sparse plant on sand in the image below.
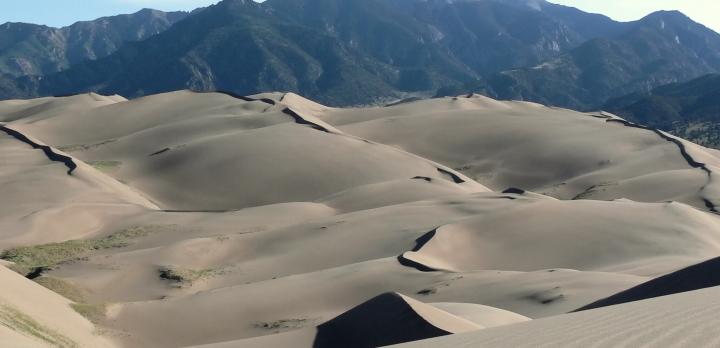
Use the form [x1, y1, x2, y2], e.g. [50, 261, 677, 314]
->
[1, 225, 173, 276]
[87, 160, 122, 172]
[0, 304, 78, 348]
[33, 276, 107, 324]
[158, 265, 228, 288]
[254, 318, 310, 332]
[34, 277, 86, 303]
[69, 303, 107, 324]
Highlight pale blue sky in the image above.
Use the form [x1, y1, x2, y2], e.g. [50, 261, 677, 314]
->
[0, 0, 717, 33]
[549, 0, 720, 32]
[0, 1, 222, 27]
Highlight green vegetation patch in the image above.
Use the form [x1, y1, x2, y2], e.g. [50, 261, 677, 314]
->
[1, 225, 172, 275]
[254, 318, 310, 332]
[34, 277, 86, 303]
[33, 277, 106, 324]
[159, 265, 227, 288]
[2, 240, 95, 276]
[0, 304, 78, 348]
[57, 139, 116, 153]
[70, 303, 106, 324]
[87, 160, 122, 172]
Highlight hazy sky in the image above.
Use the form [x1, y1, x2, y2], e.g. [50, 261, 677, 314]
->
[548, 0, 720, 32]
[0, 0, 717, 33]
[0, 1, 220, 27]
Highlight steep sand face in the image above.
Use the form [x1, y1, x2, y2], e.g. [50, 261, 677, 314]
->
[429, 303, 530, 328]
[575, 256, 720, 311]
[2, 92, 720, 347]
[0, 265, 115, 347]
[390, 285, 720, 348]
[0, 126, 154, 248]
[311, 292, 479, 348]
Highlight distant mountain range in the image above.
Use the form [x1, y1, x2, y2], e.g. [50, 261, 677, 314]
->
[489, 10, 720, 110]
[1, 0, 720, 109]
[605, 74, 720, 148]
[0, 9, 188, 77]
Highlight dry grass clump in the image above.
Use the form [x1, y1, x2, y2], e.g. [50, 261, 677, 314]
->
[0, 304, 78, 347]
[1, 225, 172, 276]
[159, 266, 227, 288]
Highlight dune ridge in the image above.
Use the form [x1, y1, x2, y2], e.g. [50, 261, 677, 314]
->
[390, 285, 720, 348]
[604, 117, 719, 212]
[575, 256, 720, 311]
[0, 125, 77, 175]
[3, 91, 720, 347]
[312, 292, 479, 348]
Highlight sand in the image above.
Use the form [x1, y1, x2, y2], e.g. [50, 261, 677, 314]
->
[391, 285, 720, 348]
[1, 91, 720, 347]
[576, 255, 720, 311]
[0, 265, 113, 347]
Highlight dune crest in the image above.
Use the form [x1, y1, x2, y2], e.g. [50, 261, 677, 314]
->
[312, 292, 479, 348]
[575, 256, 720, 311]
[3, 91, 720, 347]
[390, 285, 720, 348]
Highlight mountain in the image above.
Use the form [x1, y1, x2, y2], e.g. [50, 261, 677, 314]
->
[603, 74, 720, 148]
[7, 0, 629, 106]
[2, 0, 720, 107]
[0, 9, 188, 77]
[487, 11, 720, 110]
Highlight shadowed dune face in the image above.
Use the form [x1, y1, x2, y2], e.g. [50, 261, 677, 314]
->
[3, 91, 720, 347]
[575, 256, 720, 311]
[313, 292, 470, 348]
[390, 285, 720, 348]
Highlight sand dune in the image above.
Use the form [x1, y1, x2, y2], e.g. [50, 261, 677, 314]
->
[0, 125, 154, 249]
[313, 292, 479, 348]
[2, 91, 486, 210]
[576, 255, 720, 311]
[2, 91, 720, 347]
[189, 293, 525, 348]
[401, 199, 720, 275]
[318, 95, 720, 211]
[391, 285, 720, 348]
[428, 302, 530, 328]
[0, 265, 113, 347]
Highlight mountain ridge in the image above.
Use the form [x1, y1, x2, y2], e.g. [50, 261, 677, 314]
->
[0, 8, 189, 78]
[1, 0, 719, 108]
[486, 9, 720, 110]
[604, 73, 720, 148]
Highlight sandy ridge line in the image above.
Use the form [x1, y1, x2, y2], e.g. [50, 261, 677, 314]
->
[281, 108, 333, 133]
[0, 124, 77, 175]
[573, 256, 720, 312]
[604, 118, 718, 213]
[202, 90, 481, 188]
[196, 90, 333, 133]
[396, 192, 521, 273]
[397, 229, 441, 272]
[209, 90, 278, 106]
